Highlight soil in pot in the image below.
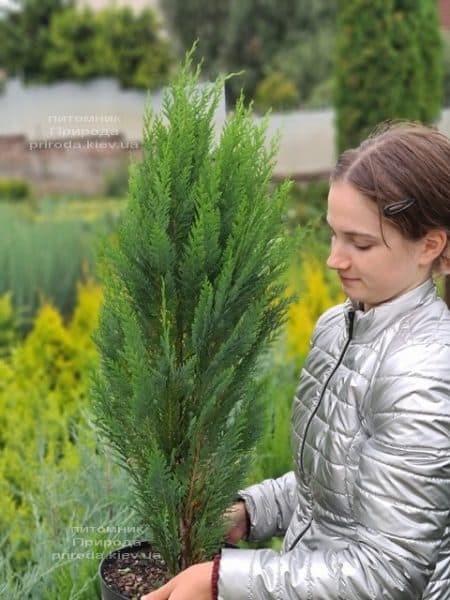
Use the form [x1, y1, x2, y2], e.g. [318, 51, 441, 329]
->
[101, 541, 169, 599]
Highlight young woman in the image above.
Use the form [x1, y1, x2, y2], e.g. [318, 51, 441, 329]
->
[142, 123, 450, 599]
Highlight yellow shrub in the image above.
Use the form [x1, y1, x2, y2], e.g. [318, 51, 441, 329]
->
[0, 282, 102, 563]
[0, 292, 18, 356]
[285, 258, 345, 361]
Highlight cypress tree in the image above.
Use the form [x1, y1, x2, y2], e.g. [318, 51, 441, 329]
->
[92, 53, 295, 575]
[335, 0, 443, 153]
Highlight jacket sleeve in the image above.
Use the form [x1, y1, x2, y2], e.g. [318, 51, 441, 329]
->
[218, 342, 450, 599]
[237, 471, 297, 542]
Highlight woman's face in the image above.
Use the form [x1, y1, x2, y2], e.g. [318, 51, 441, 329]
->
[326, 181, 430, 311]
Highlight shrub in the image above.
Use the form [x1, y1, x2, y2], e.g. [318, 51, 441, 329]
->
[254, 72, 300, 112]
[103, 162, 130, 198]
[335, 0, 443, 152]
[285, 258, 345, 362]
[0, 178, 30, 201]
[287, 179, 329, 230]
[0, 0, 74, 82]
[223, 0, 337, 105]
[268, 26, 336, 108]
[100, 7, 173, 90]
[0, 293, 20, 358]
[1, 1, 173, 90]
[0, 200, 118, 327]
[43, 6, 114, 81]
[0, 426, 138, 598]
[0, 283, 102, 566]
[304, 77, 334, 110]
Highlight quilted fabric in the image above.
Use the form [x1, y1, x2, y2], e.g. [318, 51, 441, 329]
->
[219, 278, 450, 599]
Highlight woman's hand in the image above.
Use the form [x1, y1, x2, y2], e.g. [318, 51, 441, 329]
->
[140, 561, 213, 600]
[224, 500, 248, 543]
[140, 501, 248, 599]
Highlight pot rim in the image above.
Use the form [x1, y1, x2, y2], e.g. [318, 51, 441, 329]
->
[98, 539, 157, 597]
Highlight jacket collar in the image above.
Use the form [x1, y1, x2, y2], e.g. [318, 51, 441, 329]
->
[343, 278, 437, 341]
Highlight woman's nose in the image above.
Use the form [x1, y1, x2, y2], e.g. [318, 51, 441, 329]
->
[326, 242, 351, 270]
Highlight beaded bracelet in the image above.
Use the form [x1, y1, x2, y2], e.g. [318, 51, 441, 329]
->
[211, 553, 221, 600]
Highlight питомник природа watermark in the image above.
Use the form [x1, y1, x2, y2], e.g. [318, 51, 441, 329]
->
[51, 525, 147, 562]
[29, 139, 139, 150]
[27, 113, 139, 151]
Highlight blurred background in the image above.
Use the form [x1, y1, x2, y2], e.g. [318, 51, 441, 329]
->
[0, 1, 449, 597]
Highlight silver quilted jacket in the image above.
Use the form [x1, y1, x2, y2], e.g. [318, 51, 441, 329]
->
[219, 278, 450, 599]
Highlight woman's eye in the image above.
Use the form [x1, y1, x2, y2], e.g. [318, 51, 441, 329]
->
[355, 245, 371, 251]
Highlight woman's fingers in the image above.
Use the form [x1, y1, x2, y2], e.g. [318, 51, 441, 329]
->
[141, 577, 175, 600]
[140, 562, 213, 600]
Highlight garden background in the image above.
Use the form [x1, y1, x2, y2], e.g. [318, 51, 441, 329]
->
[0, 1, 449, 597]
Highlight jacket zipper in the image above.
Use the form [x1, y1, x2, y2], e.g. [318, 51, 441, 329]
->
[299, 309, 355, 473]
[288, 310, 355, 551]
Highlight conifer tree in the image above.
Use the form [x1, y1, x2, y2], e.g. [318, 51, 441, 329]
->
[92, 53, 295, 576]
[335, 0, 443, 153]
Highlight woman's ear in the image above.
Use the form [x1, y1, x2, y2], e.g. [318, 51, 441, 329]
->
[420, 230, 448, 266]
[433, 242, 450, 276]
[424, 230, 450, 275]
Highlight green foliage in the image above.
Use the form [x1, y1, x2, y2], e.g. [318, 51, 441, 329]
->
[335, 0, 443, 152]
[43, 6, 114, 81]
[0, 0, 74, 81]
[418, 1, 443, 116]
[103, 162, 130, 198]
[0, 178, 30, 201]
[0, 293, 20, 358]
[223, 0, 337, 105]
[287, 180, 329, 230]
[246, 354, 298, 484]
[92, 54, 298, 575]
[267, 26, 336, 108]
[0, 423, 137, 598]
[0, 284, 103, 566]
[304, 76, 335, 110]
[160, 0, 230, 77]
[0, 200, 118, 327]
[98, 7, 173, 90]
[0, 2, 173, 89]
[254, 72, 300, 112]
[160, 0, 337, 107]
[442, 29, 450, 107]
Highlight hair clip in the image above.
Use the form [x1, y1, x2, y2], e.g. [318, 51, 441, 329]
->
[383, 198, 416, 217]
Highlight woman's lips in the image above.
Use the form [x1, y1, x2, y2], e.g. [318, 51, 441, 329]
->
[340, 276, 359, 282]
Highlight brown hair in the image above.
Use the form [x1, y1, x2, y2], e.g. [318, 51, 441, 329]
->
[330, 122, 450, 272]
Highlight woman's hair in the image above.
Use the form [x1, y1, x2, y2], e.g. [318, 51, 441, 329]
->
[330, 122, 450, 274]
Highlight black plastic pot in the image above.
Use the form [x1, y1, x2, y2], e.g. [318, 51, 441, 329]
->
[99, 540, 239, 600]
[99, 540, 161, 600]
